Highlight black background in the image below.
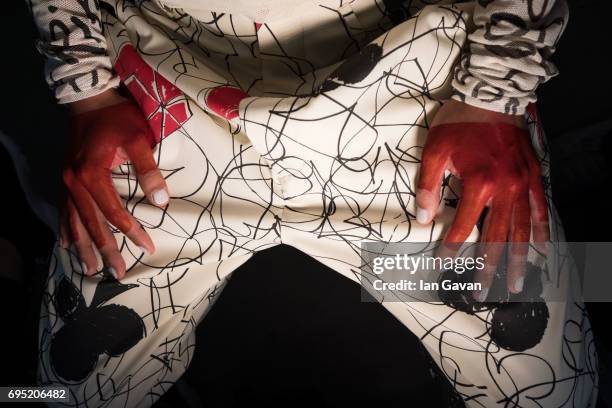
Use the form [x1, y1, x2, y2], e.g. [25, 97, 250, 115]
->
[0, 1, 611, 407]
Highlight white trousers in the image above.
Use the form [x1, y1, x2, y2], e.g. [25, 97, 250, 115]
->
[38, 2, 598, 407]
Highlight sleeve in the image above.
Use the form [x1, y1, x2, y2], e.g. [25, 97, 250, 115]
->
[451, 0, 569, 115]
[27, 0, 120, 104]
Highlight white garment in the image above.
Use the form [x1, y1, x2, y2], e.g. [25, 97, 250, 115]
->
[159, 0, 316, 22]
[28, 0, 568, 114]
[37, 3, 597, 407]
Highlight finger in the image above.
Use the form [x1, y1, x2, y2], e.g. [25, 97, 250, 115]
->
[59, 205, 71, 249]
[65, 171, 127, 277]
[473, 195, 514, 301]
[91, 202, 127, 280]
[64, 168, 108, 250]
[66, 197, 98, 276]
[436, 176, 493, 276]
[416, 127, 451, 224]
[444, 175, 493, 245]
[528, 171, 550, 251]
[519, 137, 550, 252]
[124, 132, 169, 207]
[507, 193, 530, 294]
[76, 166, 155, 254]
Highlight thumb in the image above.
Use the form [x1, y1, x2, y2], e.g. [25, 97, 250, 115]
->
[416, 129, 449, 224]
[125, 132, 170, 207]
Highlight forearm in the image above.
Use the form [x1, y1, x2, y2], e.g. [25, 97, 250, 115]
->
[451, 0, 569, 115]
[28, 0, 119, 103]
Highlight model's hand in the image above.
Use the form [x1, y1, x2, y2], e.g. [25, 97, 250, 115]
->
[61, 89, 169, 279]
[416, 100, 549, 300]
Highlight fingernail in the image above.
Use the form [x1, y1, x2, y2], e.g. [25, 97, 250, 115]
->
[476, 287, 489, 302]
[152, 189, 169, 206]
[416, 207, 430, 224]
[138, 246, 149, 255]
[81, 262, 88, 276]
[108, 267, 118, 280]
[514, 277, 524, 293]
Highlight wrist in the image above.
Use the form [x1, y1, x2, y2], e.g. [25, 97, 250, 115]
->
[68, 89, 129, 115]
[433, 99, 526, 129]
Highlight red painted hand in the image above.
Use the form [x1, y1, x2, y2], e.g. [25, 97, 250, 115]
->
[60, 90, 169, 279]
[416, 100, 550, 300]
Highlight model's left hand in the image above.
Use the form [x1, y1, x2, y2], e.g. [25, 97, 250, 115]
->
[416, 100, 550, 301]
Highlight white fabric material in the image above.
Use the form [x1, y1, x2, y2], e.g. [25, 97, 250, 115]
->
[28, 0, 568, 114]
[159, 0, 317, 22]
[37, 3, 597, 407]
[28, 0, 120, 103]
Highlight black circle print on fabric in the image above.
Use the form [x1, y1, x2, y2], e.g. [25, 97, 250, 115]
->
[319, 43, 383, 93]
[50, 276, 146, 382]
[437, 262, 549, 352]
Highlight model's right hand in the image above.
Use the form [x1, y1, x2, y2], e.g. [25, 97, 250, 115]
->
[61, 89, 169, 279]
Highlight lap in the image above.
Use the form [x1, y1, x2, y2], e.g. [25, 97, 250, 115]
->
[39, 3, 597, 407]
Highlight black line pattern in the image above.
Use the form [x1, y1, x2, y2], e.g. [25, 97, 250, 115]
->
[37, 1, 595, 407]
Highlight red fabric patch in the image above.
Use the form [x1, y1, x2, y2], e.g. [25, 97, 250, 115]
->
[205, 86, 249, 120]
[113, 45, 191, 144]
